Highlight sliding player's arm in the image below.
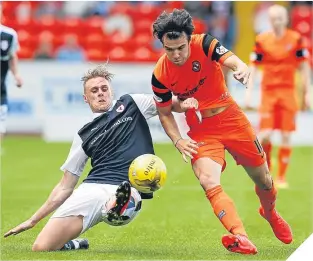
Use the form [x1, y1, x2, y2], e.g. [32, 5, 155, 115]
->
[4, 134, 87, 238]
[152, 74, 198, 162]
[201, 34, 250, 85]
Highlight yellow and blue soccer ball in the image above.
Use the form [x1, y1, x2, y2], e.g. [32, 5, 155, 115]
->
[128, 154, 167, 194]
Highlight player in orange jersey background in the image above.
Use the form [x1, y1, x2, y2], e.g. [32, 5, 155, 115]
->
[246, 4, 311, 189]
[151, 9, 293, 255]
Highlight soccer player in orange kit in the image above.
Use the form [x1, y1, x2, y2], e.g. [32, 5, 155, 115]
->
[246, 4, 311, 189]
[151, 9, 293, 255]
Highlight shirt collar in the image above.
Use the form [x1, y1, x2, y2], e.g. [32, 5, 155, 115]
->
[93, 100, 116, 119]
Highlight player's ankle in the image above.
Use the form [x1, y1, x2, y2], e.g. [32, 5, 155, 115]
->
[231, 227, 247, 237]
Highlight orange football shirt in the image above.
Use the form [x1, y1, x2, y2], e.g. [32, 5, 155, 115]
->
[251, 29, 309, 90]
[152, 34, 235, 110]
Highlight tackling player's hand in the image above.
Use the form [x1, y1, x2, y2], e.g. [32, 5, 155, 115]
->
[15, 75, 23, 88]
[180, 98, 199, 111]
[304, 91, 311, 111]
[233, 65, 250, 86]
[4, 219, 36, 238]
[174, 138, 199, 163]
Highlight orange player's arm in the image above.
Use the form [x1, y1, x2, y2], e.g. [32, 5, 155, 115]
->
[245, 37, 264, 108]
[201, 34, 250, 86]
[298, 61, 311, 109]
[222, 54, 250, 85]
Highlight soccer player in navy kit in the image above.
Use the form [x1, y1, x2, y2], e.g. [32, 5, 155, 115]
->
[0, 24, 23, 140]
[4, 64, 197, 251]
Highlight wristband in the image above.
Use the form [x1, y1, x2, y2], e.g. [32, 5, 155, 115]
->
[174, 138, 183, 147]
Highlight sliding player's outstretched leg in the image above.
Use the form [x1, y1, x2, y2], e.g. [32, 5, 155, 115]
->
[107, 181, 131, 222]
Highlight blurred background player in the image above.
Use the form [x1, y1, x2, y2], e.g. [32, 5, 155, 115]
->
[151, 8, 292, 255]
[246, 4, 311, 189]
[0, 21, 23, 144]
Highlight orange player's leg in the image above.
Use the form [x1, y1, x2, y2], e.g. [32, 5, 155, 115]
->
[223, 105, 292, 244]
[275, 92, 297, 188]
[258, 91, 277, 171]
[189, 105, 257, 255]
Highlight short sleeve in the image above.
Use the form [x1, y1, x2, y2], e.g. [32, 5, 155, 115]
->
[295, 36, 309, 62]
[151, 70, 172, 108]
[60, 133, 88, 176]
[9, 30, 19, 56]
[250, 36, 264, 64]
[130, 94, 157, 119]
[202, 34, 234, 64]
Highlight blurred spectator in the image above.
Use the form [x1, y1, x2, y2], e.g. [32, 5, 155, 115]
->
[290, 1, 313, 6]
[34, 31, 54, 60]
[35, 1, 64, 18]
[16, 2, 31, 23]
[55, 34, 85, 61]
[63, 1, 92, 17]
[253, 2, 274, 34]
[207, 1, 236, 50]
[103, 13, 134, 40]
[83, 1, 114, 17]
[184, 1, 210, 20]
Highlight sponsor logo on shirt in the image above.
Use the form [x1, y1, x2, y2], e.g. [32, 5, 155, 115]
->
[90, 117, 133, 145]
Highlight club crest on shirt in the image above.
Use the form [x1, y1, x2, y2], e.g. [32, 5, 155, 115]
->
[116, 104, 125, 112]
[192, 61, 201, 72]
[1, 40, 9, 51]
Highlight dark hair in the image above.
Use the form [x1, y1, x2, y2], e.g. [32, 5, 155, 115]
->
[153, 9, 195, 43]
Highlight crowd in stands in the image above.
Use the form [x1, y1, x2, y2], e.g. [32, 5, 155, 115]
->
[1, 1, 312, 63]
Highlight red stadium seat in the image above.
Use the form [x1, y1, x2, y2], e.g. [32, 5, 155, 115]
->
[81, 33, 111, 53]
[63, 17, 85, 36]
[133, 33, 153, 50]
[133, 18, 153, 35]
[134, 47, 152, 61]
[109, 46, 133, 62]
[193, 19, 207, 34]
[86, 48, 108, 62]
[84, 16, 105, 35]
[17, 46, 33, 59]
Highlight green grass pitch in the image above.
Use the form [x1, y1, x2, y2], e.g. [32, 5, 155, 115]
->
[1, 137, 312, 260]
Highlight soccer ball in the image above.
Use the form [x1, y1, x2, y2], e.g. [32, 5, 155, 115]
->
[128, 154, 167, 193]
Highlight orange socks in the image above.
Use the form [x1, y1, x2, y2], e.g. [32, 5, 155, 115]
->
[255, 183, 277, 212]
[206, 185, 247, 236]
[278, 147, 292, 181]
[262, 142, 272, 171]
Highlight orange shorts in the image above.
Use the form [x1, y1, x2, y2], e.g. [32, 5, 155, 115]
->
[259, 88, 298, 131]
[186, 103, 265, 171]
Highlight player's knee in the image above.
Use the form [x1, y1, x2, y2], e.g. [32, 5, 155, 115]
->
[32, 243, 50, 252]
[281, 132, 291, 146]
[260, 133, 271, 144]
[198, 173, 220, 190]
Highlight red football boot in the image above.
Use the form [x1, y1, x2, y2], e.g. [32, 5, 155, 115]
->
[222, 234, 258, 255]
[259, 207, 293, 244]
